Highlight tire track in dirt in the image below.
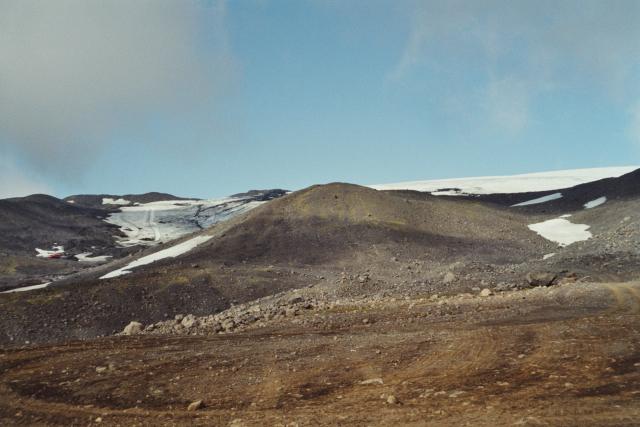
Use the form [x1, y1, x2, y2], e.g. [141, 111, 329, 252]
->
[2, 283, 640, 426]
[606, 282, 640, 313]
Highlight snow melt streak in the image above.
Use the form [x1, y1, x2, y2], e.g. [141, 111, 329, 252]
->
[1, 282, 50, 293]
[584, 197, 606, 209]
[512, 192, 562, 207]
[100, 235, 213, 279]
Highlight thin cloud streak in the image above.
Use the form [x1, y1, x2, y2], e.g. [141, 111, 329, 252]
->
[391, 0, 640, 137]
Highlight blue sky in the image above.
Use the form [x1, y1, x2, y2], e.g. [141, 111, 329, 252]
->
[1, 0, 639, 198]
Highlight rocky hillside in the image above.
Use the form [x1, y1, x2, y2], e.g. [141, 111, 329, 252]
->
[1, 174, 639, 347]
[0, 183, 552, 346]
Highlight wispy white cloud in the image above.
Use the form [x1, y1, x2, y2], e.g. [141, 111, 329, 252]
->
[0, 0, 235, 181]
[391, 0, 640, 138]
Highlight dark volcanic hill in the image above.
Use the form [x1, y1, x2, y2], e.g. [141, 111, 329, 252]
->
[0, 194, 119, 255]
[183, 182, 549, 266]
[0, 194, 126, 292]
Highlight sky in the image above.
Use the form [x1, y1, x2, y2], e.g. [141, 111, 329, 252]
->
[1, 0, 639, 199]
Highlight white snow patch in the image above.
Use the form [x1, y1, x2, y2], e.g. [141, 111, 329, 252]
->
[104, 197, 264, 248]
[102, 198, 130, 205]
[35, 246, 64, 258]
[528, 218, 592, 247]
[560, 214, 572, 218]
[512, 192, 563, 207]
[100, 235, 213, 279]
[584, 196, 607, 209]
[543, 253, 556, 260]
[2, 282, 50, 293]
[76, 252, 112, 263]
[67, 200, 75, 204]
[370, 166, 637, 195]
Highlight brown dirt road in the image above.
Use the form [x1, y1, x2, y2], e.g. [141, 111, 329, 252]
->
[1, 281, 639, 426]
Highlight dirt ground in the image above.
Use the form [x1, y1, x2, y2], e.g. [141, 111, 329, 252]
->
[1, 281, 639, 426]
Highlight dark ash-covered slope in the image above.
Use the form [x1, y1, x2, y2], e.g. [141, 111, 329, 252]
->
[476, 167, 640, 213]
[0, 194, 118, 255]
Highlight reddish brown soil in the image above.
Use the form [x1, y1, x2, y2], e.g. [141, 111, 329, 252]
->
[1, 281, 639, 426]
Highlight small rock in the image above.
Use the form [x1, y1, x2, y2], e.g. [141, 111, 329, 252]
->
[95, 366, 107, 373]
[359, 378, 384, 385]
[443, 272, 456, 284]
[479, 288, 492, 297]
[187, 400, 203, 411]
[496, 282, 516, 292]
[221, 319, 235, 331]
[122, 321, 143, 335]
[358, 275, 370, 283]
[386, 395, 398, 404]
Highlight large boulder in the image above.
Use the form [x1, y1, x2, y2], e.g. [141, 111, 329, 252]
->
[122, 321, 143, 335]
[181, 314, 197, 329]
[525, 272, 557, 287]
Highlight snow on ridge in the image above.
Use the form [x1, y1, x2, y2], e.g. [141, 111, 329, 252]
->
[103, 197, 130, 205]
[584, 196, 607, 209]
[512, 192, 563, 207]
[100, 235, 213, 279]
[528, 218, 592, 247]
[370, 166, 637, 195]
[102, 197, 131, 205]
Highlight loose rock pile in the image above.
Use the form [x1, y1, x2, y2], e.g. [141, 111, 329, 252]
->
[131, 293, 328, 336]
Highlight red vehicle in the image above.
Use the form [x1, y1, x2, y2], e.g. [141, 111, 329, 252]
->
[47, 253, 63, 259]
